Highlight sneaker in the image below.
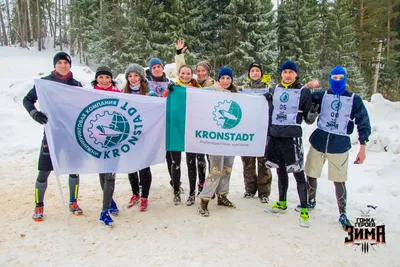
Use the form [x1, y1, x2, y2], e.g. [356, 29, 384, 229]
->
[217, 194, 236, 208]
[173, 193, 181, 205]
[265, 201, 287, 214]
[99, 210, 114, 227]
[185, 195, 195, 206]
[198, 198, 210, 217]
[170, 180, 184, 194]
[140, 198, 148, 212]
[259, 196, 269, 203]
[127, 194, 140, 208]
[339, 214, 352, 231]
[69, 201, 83, 216]
[109, 200, 119, 216]
[32, 206, 44, 221]
[243, 192, 255, 199]
[299, 208, 310, 228]
[295, 200, 316, 212]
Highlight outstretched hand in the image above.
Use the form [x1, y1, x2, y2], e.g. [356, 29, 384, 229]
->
[176, 39, 188, 55]
[306, 80, 320, 88]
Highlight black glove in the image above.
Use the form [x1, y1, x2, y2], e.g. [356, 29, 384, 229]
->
[176, 48, 183, 55]
[168, 83, 174, 92]
[263, 92, 272, 102]
[307, 103, 320, 122]
[30, 110, 48, 125]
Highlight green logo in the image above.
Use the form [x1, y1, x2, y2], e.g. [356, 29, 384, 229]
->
[212, 100, 242, 129]
[280, 92, 289, 103]
[75, 99, 143, 159]
[331, 100, 342, 111]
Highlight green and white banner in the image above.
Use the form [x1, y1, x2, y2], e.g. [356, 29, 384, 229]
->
[166, 86, 268, 156]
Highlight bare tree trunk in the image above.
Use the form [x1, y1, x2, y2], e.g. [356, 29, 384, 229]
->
[54, 0, 57, 48]
[62, 0, 67, 48]
[0, 7, 8, 46]
[37, 0, 41, 51]
[69, 0, 75, 56]
[58, 0, 62, 50]
[46, 1, 54, 37]
[5, 0, 11, 44]
[25, 0, 32, 44]
[387, 0, 392, 61]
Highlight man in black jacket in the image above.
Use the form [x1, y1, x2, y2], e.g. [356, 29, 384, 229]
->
[264, 60, 316, 228]
[23, 52, 84, 221]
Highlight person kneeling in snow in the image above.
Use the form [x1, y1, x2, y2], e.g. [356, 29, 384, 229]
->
[298, 66, 371, 230]
[23, 52, 84, 221]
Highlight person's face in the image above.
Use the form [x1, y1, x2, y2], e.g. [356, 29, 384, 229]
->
[196, 65, 208, 81]
[219, 75, 232, 89]
[249, 67, 262, 81]
[96, 74, 112, 89]
[281, 69, 297, 84]
[151, 64, 164, 78]
[330, 74, 345, 81]
[179, 67, 193, 83]
[128, 72, 141, 86]
[55, 60, 70, 76]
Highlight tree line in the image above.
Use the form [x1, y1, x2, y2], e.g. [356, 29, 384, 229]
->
[0, 0, 399, 100]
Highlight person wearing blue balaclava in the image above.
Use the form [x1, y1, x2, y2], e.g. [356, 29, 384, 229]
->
[298, 65, 372, 231]
[329, 66, 347, 95]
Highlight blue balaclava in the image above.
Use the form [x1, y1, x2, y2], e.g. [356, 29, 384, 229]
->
[329, 66, 347, 95]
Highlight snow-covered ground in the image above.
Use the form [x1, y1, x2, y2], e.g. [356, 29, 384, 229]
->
[0, 45, 399, 266]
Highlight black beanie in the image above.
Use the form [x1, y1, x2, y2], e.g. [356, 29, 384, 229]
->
[248, 62, 263, 78]
[95, 66, 113, 79]
[53, 52, 72, 67]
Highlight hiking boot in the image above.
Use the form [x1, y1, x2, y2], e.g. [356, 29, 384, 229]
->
[259, 196, 269, 203]
[127, 194, 140, 208]
[185, 195, 195, 206]
[265, 201, 287, 214]
[140, 198, 148, 212]
[217, 194, 236, 208]
[69, 201, 83, 216]
[295, 200, 316, 212]
[109, 200, 119, 216]
[243, 192, 255, 199]
[99, 209, 114, 227]
[198, 198, 210, 217]
[299, 208, 310, 228]
[339, 214, 352, 231]
[32, 206, 44, 221]
[173, 193, 181, 205]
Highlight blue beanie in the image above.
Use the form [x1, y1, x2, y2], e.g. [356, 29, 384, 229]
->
[218, 67, 233, 81]
[280, 60, 298, 73]
[148, 58, 163, 70]
[329, 66, 347, 95]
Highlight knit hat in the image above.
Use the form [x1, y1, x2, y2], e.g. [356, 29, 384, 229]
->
[125, 63, 145, 81]
[53, 52, 71, 67]
[95, 66, 113, 79]
[329, 66, 347, 95]
[280, 60, 298, 73]
[148, 58, 164, 70]
[248, 62, 263, 78]
[196, 61, 212, 75]
[218, 67, 233, 81]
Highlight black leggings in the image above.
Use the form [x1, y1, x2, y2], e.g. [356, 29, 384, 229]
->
[99, 173, 115, 210]
[307, 177, 347, 215]
[277, 168, 307, 208]
[186, 153, 206, 196]
[128, 167, 152, 198]
[166, 151, 182, 194]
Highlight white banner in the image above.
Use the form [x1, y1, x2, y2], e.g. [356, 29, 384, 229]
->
[183, 88, 268, 156]
[34, 79, 166, 176]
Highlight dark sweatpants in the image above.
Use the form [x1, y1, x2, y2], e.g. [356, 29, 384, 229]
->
[128, 167, 152, 198]
[99, 173, 115, 210]
[186, 153, 206, 196]
[166, 151, 182, 194]
[241, 156, 272, 197]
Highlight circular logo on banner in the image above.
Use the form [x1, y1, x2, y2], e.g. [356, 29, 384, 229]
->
[280, 92, 289, 103]
[331, 100, 343, 111]
[213, 100, 242, 129]
[75, 98, 143, 158]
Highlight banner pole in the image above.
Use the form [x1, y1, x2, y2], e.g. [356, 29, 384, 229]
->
[55, 175, 70, 226]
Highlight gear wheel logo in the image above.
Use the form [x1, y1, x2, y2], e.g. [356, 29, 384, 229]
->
[87, 110, 130, 149]
[212, 100, 242, 129]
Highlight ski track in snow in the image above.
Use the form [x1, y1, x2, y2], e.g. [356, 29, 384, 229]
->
[0, 46, 399, 266]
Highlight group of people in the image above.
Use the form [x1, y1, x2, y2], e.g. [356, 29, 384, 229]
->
[23, 39, 371, 229]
